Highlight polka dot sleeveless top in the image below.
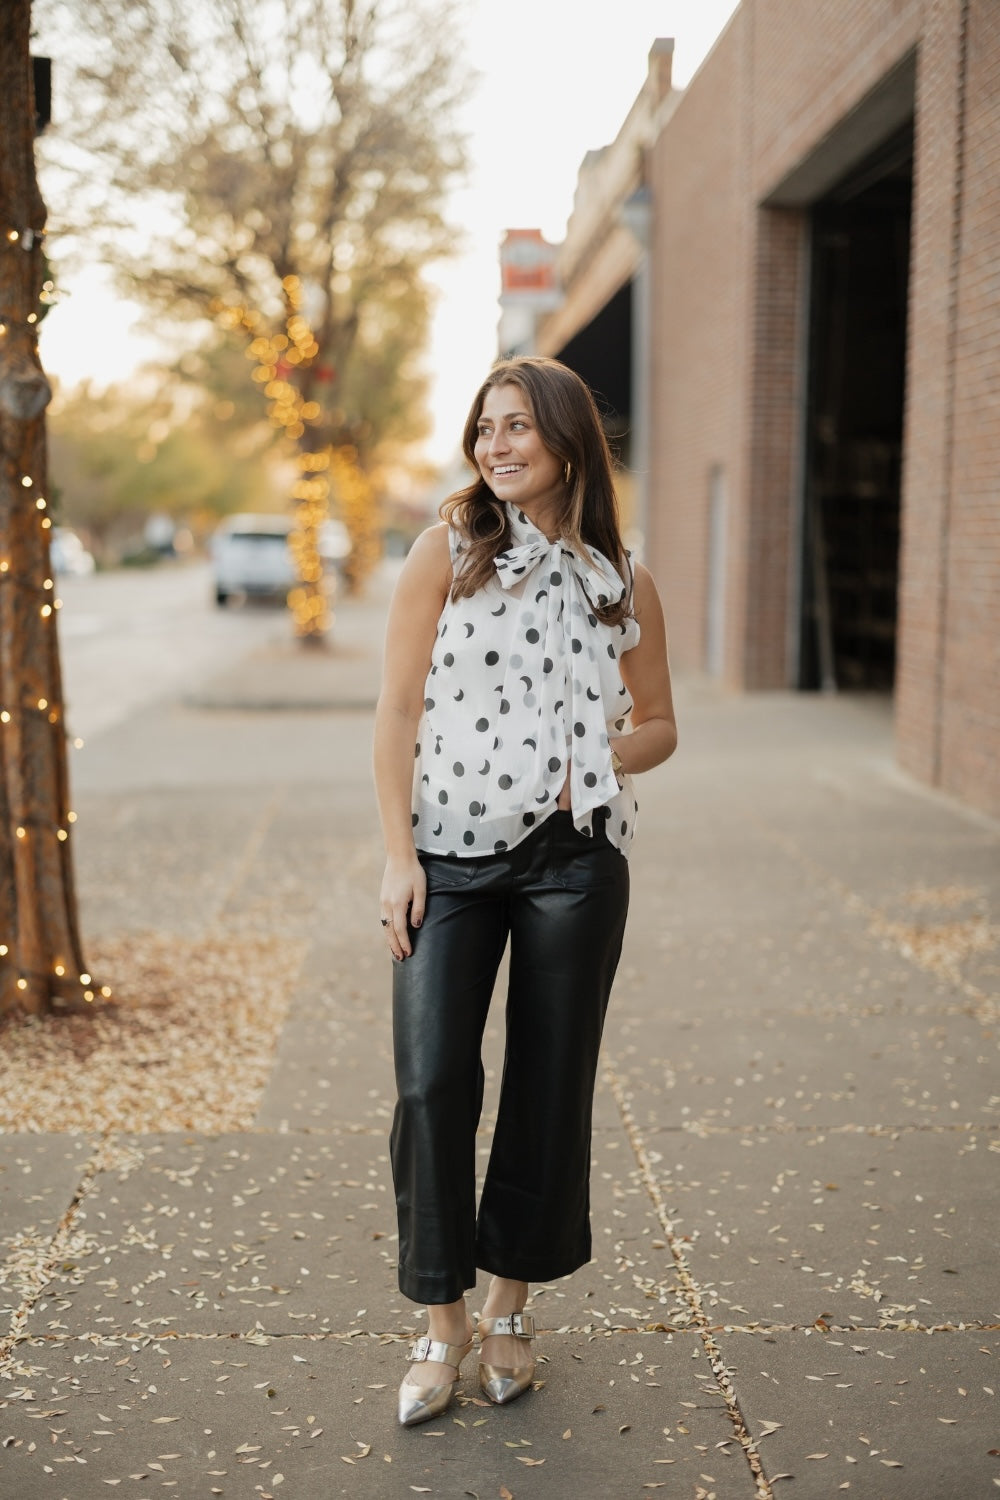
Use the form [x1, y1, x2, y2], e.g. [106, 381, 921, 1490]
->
[412, 505, 641, 859]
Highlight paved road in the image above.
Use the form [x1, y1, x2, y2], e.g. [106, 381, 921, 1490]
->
[1, 574, 998, 1499]
[57, 561, 289, 741]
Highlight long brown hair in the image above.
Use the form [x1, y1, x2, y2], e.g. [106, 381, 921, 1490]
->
[440, 356, 633, 624]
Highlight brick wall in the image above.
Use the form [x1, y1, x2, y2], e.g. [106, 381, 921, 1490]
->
[647, 0, 1000, 814]
[748, 0, 924, 199]
[896, 0, 1000, 815]
[648, 12, 749, 682]
[895, 0, 967, 790]
[741, 206, 806, 688]
[935, 0, 1000, 811]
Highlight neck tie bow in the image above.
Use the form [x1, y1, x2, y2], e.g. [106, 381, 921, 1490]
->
[481, 507, 627, 826]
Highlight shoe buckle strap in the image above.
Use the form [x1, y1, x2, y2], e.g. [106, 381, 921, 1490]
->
[482, 1312, 535, 1339]
[409, 1335, 466, 1366]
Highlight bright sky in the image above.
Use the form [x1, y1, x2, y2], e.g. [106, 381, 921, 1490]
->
[39, 0, 741, 464]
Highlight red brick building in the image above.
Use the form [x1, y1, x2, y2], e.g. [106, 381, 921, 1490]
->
[523, 2, 1000, 818]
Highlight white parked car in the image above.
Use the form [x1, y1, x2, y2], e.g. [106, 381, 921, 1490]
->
[319, 517, 352, 572]
[210, 513, 351, 605]
[49, 527, 96, 576]
[211, 514, 294, 605]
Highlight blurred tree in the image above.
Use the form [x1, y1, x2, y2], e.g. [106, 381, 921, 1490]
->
[48, 378, 280, 562]
[0, 0, 94, 1016]
[35, 0, 466, 630]
[174, 338, 286, 436]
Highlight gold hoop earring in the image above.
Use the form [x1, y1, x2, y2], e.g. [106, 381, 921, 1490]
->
[563, 461, 572, 485]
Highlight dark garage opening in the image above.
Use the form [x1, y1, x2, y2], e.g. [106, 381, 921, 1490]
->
[799, 124, 913, 692]
[556, 280, 633, 463]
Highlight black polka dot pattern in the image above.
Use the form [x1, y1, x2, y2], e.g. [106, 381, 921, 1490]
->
[411, 508, 641, 859]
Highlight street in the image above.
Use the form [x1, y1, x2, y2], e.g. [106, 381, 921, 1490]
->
[0, 567, 998, 1499]
[57, 561, 289, 742]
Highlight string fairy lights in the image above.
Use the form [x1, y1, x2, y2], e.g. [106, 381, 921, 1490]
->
[0, 452, 110, 1010]
[1, 78, 102, 1012]
[214, 273, 338, 638]
[3, 224, 47, 249]
[0, 225, 56, 346]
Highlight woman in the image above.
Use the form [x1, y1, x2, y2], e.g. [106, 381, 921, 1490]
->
[374, 356, 676, 1428]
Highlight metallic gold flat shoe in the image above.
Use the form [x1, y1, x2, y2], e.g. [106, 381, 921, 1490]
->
[477, 1312, 536, 1406]
[397, 1333, 474, 1428]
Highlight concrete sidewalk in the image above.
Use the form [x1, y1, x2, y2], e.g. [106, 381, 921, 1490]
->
[1, 570, 998, 1500]
[184, 565, 396, 713]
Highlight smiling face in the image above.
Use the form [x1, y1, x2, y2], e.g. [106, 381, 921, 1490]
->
[473, 383, 565, 529]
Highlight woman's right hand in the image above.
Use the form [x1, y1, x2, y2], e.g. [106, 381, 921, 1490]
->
[379, 853, 427, 961]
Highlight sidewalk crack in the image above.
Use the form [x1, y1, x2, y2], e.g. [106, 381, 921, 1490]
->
[603, 1056, 773, 1499]
[211, 787, 288, 923]
[0, 1135, 123, 1379]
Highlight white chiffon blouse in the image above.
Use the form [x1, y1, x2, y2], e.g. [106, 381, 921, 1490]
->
[411, 504, 641, 859]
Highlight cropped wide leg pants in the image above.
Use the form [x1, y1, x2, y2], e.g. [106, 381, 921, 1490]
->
[390, 810, 630, 1304]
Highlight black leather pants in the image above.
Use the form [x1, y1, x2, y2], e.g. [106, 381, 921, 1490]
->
[390, 810, 630, 1305]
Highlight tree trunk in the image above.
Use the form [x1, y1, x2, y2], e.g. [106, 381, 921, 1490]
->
[0, 0, 90, 1015]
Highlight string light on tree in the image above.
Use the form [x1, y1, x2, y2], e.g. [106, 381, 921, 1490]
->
[0, 460, 109, 1010]
[328, 446, 380, 594]
[1, 13, 106, 1017]
[214, 276, 333, 638]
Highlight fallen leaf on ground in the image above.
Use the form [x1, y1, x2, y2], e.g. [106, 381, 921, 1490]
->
[0, 934, 305, 1132]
